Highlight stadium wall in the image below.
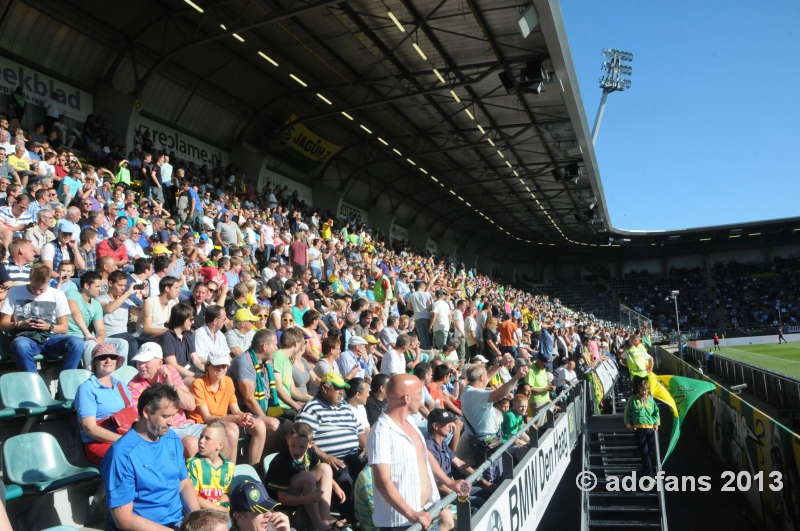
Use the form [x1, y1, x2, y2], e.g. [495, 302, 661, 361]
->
[656, 348, 800, 530]
[689, 331, 800, 349]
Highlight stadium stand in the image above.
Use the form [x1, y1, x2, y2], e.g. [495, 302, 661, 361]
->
[0, 0, 797, 530]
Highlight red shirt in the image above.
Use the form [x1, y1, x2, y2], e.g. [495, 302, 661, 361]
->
[289, 241, 308, 266]
[96, 238, 127, 261]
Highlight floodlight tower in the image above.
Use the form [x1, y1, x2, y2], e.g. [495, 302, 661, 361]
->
[591, 48, 633, 146]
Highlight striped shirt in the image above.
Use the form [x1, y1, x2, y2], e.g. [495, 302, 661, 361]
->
[367, 413, 440, 528]
[186, 456, 234, 507]
[354, 466, 377, 531]
[0, 260, 31, 285]
[295, 397, 363, 458]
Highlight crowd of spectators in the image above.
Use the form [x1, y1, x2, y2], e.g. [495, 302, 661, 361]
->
[0, 103, 640, 531]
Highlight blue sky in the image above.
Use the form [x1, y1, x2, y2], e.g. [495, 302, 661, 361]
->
[560, 0, 800, 231]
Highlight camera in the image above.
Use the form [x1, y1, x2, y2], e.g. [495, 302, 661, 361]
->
[133, 283, 146, 290]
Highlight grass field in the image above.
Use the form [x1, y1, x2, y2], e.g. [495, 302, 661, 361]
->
[714, 342, 800, 379]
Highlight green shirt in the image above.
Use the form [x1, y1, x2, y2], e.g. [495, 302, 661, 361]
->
[501, 410, 524, 443]
[525, 364, 550, 404]
[115, 166, 131, 185]
[623, 394, 660, 428]
[66, 290, 103, 337]
[271, 349, 294, 409]
[354, 466, 377, 531]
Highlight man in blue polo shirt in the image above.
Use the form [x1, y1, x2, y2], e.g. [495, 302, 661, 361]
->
[101, 383, 200, 531]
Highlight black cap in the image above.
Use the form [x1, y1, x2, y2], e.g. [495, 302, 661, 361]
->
[230, 481, 280, 514]
[428, 408, 457, 426]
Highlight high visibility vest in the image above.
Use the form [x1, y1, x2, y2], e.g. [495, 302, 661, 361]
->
[373, 274, 393, 302]
[626, 343, 650, 378]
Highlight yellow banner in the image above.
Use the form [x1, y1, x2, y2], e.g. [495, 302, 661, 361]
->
[282, 114, 342, 163]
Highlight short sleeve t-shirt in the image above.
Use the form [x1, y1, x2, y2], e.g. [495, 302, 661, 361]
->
[525, 365, 550, 405]
[229, 352, 268, 414]
[66, 290, 103, 337]
[460, 386, 496, 438]
[0, 284, 70, 324]
[425, 383, 444, 409]
[101, 429, 188, 530]
[74, 375, 132, 443]
[128, 365, 193, 426]
[188, 374, 237, 423]
[186, 456, 234, 507]
[271, 350, 294, 409]
[501, 411, 524, 442]
[497, 321, 518, 347]
[431, 300, 451, 332]
[265, 446, 322, 499]
[97, 293, 136, 336]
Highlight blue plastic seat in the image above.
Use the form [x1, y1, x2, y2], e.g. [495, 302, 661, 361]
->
[3, 432, 99, 494]
[42, 527, 79, 531]
[4, 483, 23, 501]
[0, 372, 67, 416]
[112, 365, 138, 385]
[263, 452, 279, 475]
[231, 463, 261, 494]
[58, 369, 91, 409]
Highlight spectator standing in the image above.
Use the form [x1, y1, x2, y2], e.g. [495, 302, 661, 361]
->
[0, 263, 82, 371]
[406, 281, 433, 349]
[429, 290, 451, 350]
[101, 384, 201, 531]
[367, 374, 467, 531]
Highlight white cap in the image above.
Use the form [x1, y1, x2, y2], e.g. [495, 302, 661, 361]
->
[473, 355, 489, 363]
[132, 343, 163, 362]
[348, 336, 368, 346]
[298, 223, 309, 231]
[207, 350, 231, 366]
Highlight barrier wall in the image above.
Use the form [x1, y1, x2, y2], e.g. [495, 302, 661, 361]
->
[657, 348, 800, 530]
[690, 332, 800, 349]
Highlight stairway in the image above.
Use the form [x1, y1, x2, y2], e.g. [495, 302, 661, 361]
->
[584, 379, 666, 530]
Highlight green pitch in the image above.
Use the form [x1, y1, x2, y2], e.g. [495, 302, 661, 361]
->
[713, 342, 800, 379]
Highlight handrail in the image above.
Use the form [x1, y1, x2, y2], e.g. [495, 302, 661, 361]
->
[405, 379, 583, 531]
[654, 428, 669, 531]
[580, 379, 590, 531]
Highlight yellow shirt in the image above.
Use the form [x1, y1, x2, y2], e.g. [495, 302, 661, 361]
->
[7, 154, 29, 172]
[186, 456, 234, 507]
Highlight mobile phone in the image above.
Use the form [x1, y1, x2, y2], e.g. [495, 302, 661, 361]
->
[133, 283, 146, 290]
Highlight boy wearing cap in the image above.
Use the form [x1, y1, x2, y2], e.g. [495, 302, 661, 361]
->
[230, 481, 290, 531]
[265, 422, 347, 531]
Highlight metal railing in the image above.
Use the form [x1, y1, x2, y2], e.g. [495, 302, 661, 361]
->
[683, 345, 800, 410]
[654, 429, 669, 531]
[406, 380, 585, 531]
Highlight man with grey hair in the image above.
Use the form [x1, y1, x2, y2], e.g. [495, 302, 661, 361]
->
[371, 266, 392, 325]
[55, 205, 82, 236]
[96, 228, 131, 269]
[461, 361, 529, 483]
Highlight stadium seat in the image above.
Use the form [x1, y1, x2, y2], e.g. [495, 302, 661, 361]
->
[58, 369, 91, 409]
[263, 452, 278, 474]
[4, 483, 23, 501]
[3, 432, 99, 494]
[0, 373, 68, 433]
[112, 365, 138, 385]
[230, 463, 261, 493]
[42, 527, 79, 531]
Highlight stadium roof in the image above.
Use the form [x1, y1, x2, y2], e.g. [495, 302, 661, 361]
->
[6, 0, 799, 259]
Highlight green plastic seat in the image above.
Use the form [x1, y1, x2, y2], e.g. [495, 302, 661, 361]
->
[0, 405, 16, 419]
[4, 483, 23, 501]
[112, 365, 138, 385]
[231, 463, 261, 493]
[263, 452, 279, 475]
[3, 432, 99, 494]
[58, 369, 91, 409]
[42, 527, 79, 531]
[0, 372, 67, 416]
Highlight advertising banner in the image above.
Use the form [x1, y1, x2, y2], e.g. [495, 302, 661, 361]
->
[390, 224, 408, 242]
[471, 413, 571, 531]
[0, 56, 93, 121]
[338, 201, 368, 225]
[657, 348, 800, 530]
[129, 115, 230, 167]
[259, 166, 313, 208]
[282, 114, 342, 163]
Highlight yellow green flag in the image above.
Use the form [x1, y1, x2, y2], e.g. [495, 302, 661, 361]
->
[655, 375, 717, 463]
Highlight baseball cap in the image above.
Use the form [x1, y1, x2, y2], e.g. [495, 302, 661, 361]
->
[268, 256, 278, 263]
[199, 234, 209, 242]
[207, 350, 231, 366]
[136, 218, 151, 225]
[298, 223, 309, 231]
[364, 334, 381, 345]
[132, 343, 163, 362]
[435, 289, 446, 297]
[348, 336, 368, 347]
[230, 481, 280, 514]
[234, 308, 260, 323]
[320, 372, 350, 389]
[428, 408, 457, 426]
[151, 244, 173, 255]
[473, 355, 489, 363]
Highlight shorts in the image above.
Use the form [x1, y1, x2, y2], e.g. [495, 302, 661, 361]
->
[151, 185, 165, 204]
[170, 422, 206, 439]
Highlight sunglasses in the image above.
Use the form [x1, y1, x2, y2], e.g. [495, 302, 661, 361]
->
[95, 354, 117, 362]
[282, 318, 294, 323]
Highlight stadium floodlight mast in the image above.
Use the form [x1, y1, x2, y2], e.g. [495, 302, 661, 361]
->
[591, 48, 633, 146]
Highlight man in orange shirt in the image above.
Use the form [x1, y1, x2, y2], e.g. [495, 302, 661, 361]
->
[497, 313, 519, 357]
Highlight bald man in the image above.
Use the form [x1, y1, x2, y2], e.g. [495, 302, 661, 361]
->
[367, 374, 467, 531]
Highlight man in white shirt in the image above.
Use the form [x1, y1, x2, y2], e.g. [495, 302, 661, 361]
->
[367, 373, 467, 530]
[147, 255, 172, 297]
[194, 304, 230, 364]
[406, 281, 433, 349]
[429, 289, 451, 350]
[553, 360, 577, 390]
[381, 334, 411, 376]
[380, 316, 399, 350]
[261, 257, 279, 285]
